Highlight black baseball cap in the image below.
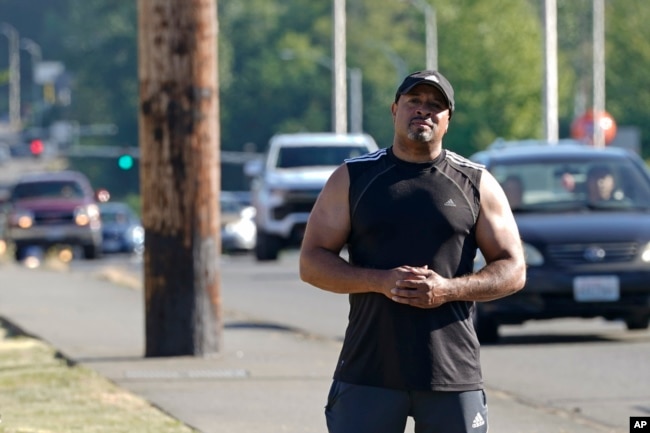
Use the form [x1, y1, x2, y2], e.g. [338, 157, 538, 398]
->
[394, 70, 455, 116]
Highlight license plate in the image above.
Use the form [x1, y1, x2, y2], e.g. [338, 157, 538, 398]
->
[573, 275, 620, 302]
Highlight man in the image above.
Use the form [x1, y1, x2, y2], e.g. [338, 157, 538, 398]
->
[299, 70, 526, 433]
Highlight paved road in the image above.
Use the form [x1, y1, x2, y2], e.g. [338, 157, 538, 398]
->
[3, 256, 641, 433]
[226, 253, 650, 431]
[66, 250, 650, 432]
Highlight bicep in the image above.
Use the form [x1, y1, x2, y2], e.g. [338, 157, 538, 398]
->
[475, 170, 523, 263]
[301, 164, 351, 254]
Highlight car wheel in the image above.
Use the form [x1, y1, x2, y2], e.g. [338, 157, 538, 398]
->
[14, 245, 26, 262]
[472, 306, 500, 344]
[83, 243, 102, 260]
[625, 315, 649, 330]
[255, 231, 282, 261]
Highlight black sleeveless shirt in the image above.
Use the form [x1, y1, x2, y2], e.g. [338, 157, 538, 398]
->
[334, 146, 484, 391]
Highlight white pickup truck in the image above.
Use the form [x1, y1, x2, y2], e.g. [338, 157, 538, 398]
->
[245, 132, 379, 261]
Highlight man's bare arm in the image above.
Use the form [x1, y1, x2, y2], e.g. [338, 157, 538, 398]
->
[460, 169, 526, 299]
[299, 165, 417, 298]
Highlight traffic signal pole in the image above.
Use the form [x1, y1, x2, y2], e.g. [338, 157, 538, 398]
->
[138, 0, 222, 356]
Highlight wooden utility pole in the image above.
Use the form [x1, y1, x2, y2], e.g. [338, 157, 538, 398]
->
[137, 0, 221, 356]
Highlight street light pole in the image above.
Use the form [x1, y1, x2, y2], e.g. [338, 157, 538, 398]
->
[20, 38, 42, 74]
[348, 67, 363, 133]
[20, 38, 43, 127]
[1, 22, 21, 131]
[408, 0, 437, 70]
[592, 0, 606, 148]
[543, 0, 559, 144]
[280, 49, 363, 133]
[332, 0, 347, 133]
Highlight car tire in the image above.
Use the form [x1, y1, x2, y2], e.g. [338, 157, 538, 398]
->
[83, 243, 102, 260]
[254, 231, 282, 261]
[625, 315, 649, 330]
[14, 245, 26, 262]
[473, 307, 500, 344]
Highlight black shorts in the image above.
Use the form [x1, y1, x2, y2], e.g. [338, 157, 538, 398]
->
[325, 380, 488, 433]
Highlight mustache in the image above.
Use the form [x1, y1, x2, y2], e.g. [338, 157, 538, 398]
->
[410, 116, 435, 125]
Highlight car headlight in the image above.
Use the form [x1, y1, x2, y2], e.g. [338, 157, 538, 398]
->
[11, 209, 34, 229]
[241, 206, 256, 219]
[130, 226, 145, 244]
[74, 204, 100, 226]
[224, 219, 256, 241]
[641, 242, 650, 263]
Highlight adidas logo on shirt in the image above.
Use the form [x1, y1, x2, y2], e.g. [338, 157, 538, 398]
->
[472, 412, 485, 428]
[444, 199, 456, 207]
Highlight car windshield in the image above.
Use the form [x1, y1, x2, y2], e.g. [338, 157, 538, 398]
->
[101, 208, 132, 224]
[491, 158, 650, 212]
[276, 145, 369, 168]
[12, 181, 84, 200]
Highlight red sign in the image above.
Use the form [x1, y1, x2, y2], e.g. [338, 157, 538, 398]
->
[571, 109, 617, 145]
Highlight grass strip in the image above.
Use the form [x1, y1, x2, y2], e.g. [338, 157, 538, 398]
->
[0, 322, 197, 433]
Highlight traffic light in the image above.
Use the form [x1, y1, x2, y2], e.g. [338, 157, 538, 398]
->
[117, 154, 135, 170]
[30, 139, 44, 157]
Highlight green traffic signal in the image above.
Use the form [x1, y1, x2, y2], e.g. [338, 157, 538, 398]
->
[117, 154, 134, 170]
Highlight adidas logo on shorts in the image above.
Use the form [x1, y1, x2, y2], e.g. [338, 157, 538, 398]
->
[472, 412, 485, 428]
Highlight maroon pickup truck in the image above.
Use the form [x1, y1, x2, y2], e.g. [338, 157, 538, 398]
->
[3, 170, 103, 260]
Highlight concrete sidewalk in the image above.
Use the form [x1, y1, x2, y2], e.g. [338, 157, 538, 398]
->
[0, 262, 615, 433]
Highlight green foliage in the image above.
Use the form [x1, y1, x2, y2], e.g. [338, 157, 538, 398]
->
[604, 0, 650, 156]
[439, 0, 547, 155]
[1, 0, 649, 161]
[122, 193, 142, 217]
[44, 0, 139, 146]
[66, 156, 139, 200]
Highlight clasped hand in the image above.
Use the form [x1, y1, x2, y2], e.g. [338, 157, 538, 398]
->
[389, 265, 448, 309]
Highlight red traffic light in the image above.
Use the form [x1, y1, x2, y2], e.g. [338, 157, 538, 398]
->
[30, 139, 44, 156]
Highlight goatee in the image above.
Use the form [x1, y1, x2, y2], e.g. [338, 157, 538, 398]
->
[408, 129, 434, 142]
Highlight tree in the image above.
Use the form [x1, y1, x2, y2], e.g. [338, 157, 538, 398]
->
[4, 0, 649, 161]
[138, 0, 221, 356]
[40, 0, 139, 144]
[604, 0, 650, 157]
